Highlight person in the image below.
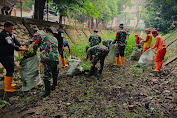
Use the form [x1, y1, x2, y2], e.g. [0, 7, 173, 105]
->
[102, 39, 113, 50]
[112, 24, 127, 66]
[25, 25, 39, 46]
[151, 30, 166, 72]
[0, 21, 27, 92]
[55, 24, 67, 68]
[142, 28, 152, 52]
[89, 29, 101, 47]
[33, 27, 60, 97]
[134, 34, 144, 49]
[63, 40, 71, 53]
[86, 45, 108, 76]
[1, 0, 15, 15]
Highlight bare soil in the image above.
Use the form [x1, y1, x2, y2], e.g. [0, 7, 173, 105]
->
[0, 59, 176, 118]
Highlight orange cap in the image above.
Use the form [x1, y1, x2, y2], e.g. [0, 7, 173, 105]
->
[145, 28, 150, 32]
[135, 34, 139, 37]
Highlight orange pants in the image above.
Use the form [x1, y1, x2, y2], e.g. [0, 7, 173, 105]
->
[155, 48, 166, 62]
[143, 47, 150, 52]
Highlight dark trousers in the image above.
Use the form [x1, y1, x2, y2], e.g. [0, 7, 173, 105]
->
[115, 45, 125, 57]
[58, 48, 65, 58]
[0, 56, 14, 76]
[42, 61, 59, 81]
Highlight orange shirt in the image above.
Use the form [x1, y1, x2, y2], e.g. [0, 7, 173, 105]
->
[135, 37, 144, 46]
[152, 36, 166, 51]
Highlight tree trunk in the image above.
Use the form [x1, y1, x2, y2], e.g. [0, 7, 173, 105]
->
[88, 20, 90, 28]
[34, 0, 46, 20]
[91, 17, 94, 29]
[96, 19, 98, 28]
[59, 15, 63, 24]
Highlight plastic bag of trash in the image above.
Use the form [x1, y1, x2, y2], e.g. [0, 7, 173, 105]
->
[21, 55, 43, 91]
[136, 48, 156, 68]
[107, 44, 115, 63]
[66, 56, 83, 76]
[131, 47, 142, 60]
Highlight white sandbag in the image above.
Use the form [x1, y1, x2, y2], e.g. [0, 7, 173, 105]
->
[66, 56, 83, 76]
[136, 48, 156, 67]
[21, 55, 43, 91]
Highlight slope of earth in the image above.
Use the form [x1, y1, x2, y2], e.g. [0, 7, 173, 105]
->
[0, 58, 176, 118]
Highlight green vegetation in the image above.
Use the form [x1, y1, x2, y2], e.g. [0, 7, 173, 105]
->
[142, 0, 177, 33]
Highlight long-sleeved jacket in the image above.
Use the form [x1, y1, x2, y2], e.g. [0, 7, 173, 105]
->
[55, 29, 64, 48]
[0, 29, 21, 57]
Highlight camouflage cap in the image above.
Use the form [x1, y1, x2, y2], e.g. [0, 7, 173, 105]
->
[30, 25, 39, 31]
[49, 26, 57, 34]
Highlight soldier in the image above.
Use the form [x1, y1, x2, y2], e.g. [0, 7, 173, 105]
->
[33, 28, 60, 97]
[89, 29, 101, 47]
[25, 25, 39, 46]
[112, 24, 127, 66]
[102, 39, 113, 50]
[55, 24, 67, 68]
[85, 29, 101, 60]
[0, 21, 27, 92]
[86, 45, 109, 76]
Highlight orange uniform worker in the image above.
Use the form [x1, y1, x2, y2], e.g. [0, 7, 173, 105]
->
[134, 34, 144, 49]
[142, 28, 152, 52]
[151, 30, 166, 72]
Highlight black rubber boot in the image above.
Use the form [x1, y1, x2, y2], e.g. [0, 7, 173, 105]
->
[51, 77, 57, 91]
[42, 80, 51, 97]
[88, 66, 95, 76]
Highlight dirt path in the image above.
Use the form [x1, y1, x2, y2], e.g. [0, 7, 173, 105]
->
[0, 59, 176, 118]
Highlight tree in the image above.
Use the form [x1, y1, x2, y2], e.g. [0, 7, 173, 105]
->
[52, 0, 98, 24]
[142, 0, 177, 33]
[34, 0, 46, 20]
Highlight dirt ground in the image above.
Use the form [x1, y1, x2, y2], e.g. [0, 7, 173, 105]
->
[0, 59, 176, 118]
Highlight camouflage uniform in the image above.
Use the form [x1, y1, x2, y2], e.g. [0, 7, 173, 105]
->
[33, 33, 59, 81]
[87, 45, 108, 74]
[25, 30, 43, 46]
[89, 33, 101, 47]
[102, 39, 113, 50]
[112, 29, 127, 57]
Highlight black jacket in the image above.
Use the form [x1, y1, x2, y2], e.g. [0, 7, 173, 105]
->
[55, 29, 64, 48]
[0, 29, 21, 57]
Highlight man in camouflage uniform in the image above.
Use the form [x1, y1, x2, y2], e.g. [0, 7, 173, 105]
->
[33, 28, 60, 97]
[85, 29, 101, 60]
[89, 29, 101, 47]
[112, 24, 127, 66]
[25, 25, 39, 46]
[87, 45, 108, 75]
[102, 39, 113, 50]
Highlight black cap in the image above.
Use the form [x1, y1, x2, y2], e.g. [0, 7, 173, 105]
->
[119, 24, 123, 28]
[94, 29, 98, 32]
[4, 21, 15, 28]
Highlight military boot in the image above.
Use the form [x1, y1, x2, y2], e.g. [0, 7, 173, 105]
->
[88, 66, 95, 76]
[51, 77, 57, 91]
[42, 79, 51, 97]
